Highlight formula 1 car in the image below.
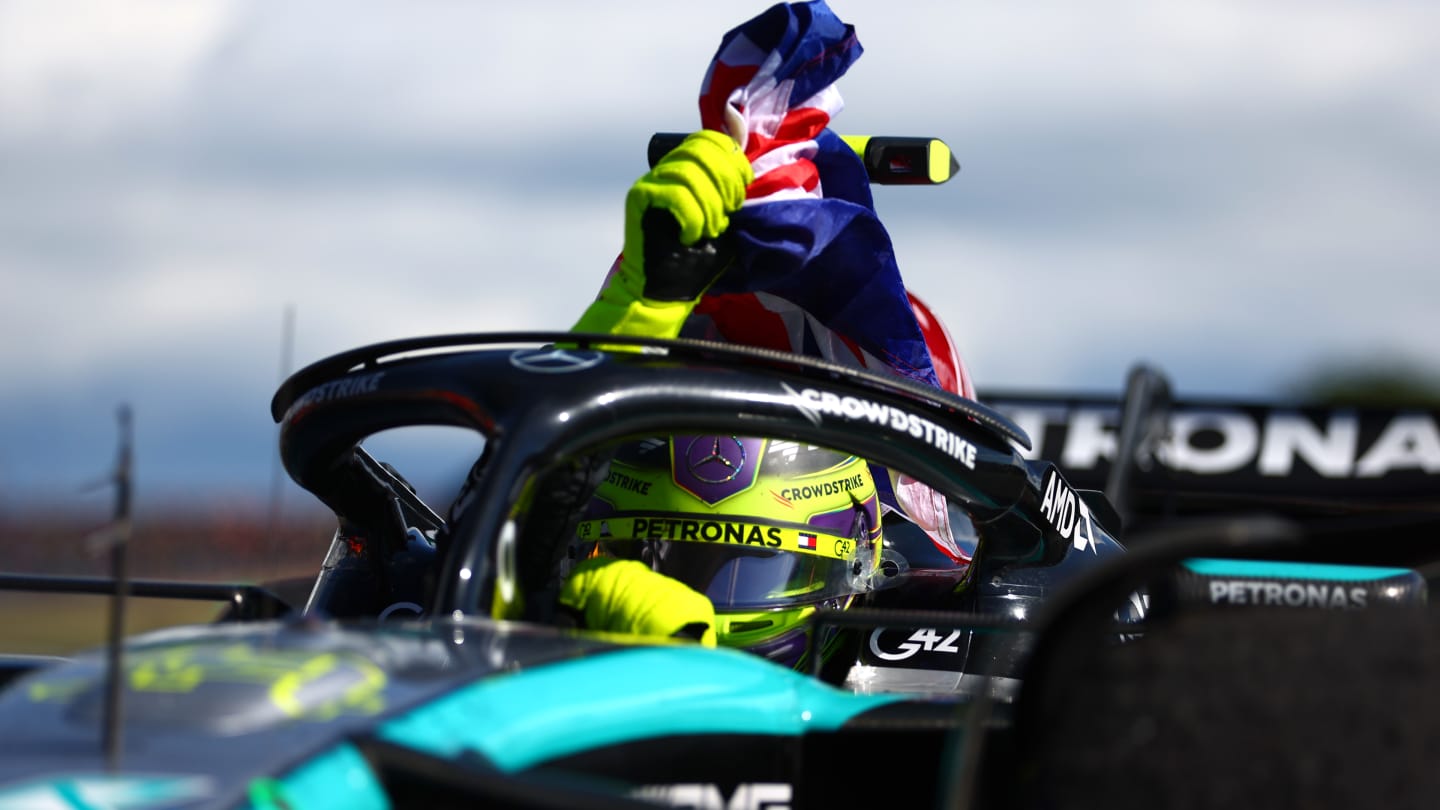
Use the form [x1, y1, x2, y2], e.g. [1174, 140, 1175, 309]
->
[0, 332, 1097, 808]
[5, 123, 1439, 804]
[3, 327, 1436, 809]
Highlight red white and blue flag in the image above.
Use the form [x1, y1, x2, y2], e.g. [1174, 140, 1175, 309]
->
[585, 2, 973, 564]
[683, 2, 973, 564]
[680, 0, 941, 392]
[797, 532, 819, 551]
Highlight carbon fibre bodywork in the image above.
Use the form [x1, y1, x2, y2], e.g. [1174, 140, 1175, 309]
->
[269, 333, 1074, 613]
[0, 334, 1139, 808]
[0, 618, 922, 807]
[4, 334, 1437, 808]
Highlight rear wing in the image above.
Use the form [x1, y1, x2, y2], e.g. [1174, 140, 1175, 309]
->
[982, 392, 1440, 510]
[980, 366, 1440, 570]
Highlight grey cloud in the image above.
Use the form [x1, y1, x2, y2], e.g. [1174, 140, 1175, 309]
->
[3, 0, 1439, 507]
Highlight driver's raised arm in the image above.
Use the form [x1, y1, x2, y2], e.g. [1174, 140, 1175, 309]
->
[571, 130, 752, 338]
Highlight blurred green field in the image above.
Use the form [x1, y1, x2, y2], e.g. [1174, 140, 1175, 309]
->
[0, 593, 230, 657]
[0, 507, 333, 656]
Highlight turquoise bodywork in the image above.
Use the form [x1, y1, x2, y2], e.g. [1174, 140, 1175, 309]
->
[242, 744, 389, 810]
[378, 644, 900, 771]
[1184, 558, 1416, 582]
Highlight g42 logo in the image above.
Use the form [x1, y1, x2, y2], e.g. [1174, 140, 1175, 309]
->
[868, 627, 964, 661]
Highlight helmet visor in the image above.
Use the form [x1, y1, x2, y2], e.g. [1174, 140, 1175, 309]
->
[578, 512, 870, 610]
[599, 538, 859, 610]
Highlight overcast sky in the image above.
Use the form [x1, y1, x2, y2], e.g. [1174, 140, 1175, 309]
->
[2, 0, 1438, 510]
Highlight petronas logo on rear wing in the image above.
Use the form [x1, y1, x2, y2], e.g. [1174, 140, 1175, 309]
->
[1005, 404, 1440, 479]
[987, 394, 1440, 504]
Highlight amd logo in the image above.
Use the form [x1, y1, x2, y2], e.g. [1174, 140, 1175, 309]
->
[998, 405, 1440, 479]
[1038, 468, 1098, 552]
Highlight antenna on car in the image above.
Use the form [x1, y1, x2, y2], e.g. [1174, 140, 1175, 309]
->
[265, 305, 297, 562]
[1105, 364, 1173, 532]
[87, 405, 134, 770]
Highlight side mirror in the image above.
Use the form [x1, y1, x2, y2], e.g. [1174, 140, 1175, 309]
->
[647, 132, 959, 185]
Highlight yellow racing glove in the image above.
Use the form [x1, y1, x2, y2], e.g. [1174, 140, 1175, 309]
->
[572, 130, 753, 337]
[559, 557, 717, 646]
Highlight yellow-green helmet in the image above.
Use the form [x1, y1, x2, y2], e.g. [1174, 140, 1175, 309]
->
[578, 435, 883, 669]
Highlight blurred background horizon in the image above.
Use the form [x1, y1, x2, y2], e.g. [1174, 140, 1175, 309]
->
[3, 0, 1439, 568]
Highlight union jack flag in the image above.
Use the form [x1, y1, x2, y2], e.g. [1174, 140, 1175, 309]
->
[684, 2, 976, 564]
[680, 0, 941, 392]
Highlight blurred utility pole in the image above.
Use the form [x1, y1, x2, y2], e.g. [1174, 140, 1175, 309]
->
[265, 305, 296, 559]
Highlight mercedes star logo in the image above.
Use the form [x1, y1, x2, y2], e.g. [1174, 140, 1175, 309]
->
[508, 347, 604, 374]
[685, 436, 747, 484]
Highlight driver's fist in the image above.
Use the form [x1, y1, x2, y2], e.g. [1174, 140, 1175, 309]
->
[626, 129, 752, 263]
[559, 557, 717, 646]
[573, 130, 753, 337]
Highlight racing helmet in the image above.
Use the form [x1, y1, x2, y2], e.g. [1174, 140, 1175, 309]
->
[578, 435, 885, 670]
[907, 289, 974, 399]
